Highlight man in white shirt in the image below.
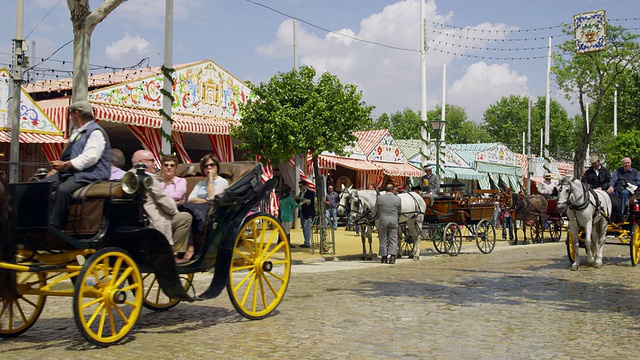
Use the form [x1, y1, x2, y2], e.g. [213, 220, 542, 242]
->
[537, 174, 556, 197]
[47, 101, 111, 229]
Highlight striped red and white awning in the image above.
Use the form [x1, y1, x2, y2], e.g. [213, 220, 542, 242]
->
[41, 102, 232, 135]
[0, 131, 66, 144]
[372, 161, 422, 177]
[319, 155, 381, 171]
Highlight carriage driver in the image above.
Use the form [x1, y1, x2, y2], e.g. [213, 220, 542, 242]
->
[607, 157, 640, 215]
[581, 155, 610, 190]
[420, 164, 440, 199]
[47, 101, 111, 229]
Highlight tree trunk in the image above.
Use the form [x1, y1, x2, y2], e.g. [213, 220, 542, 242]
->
[72, 29, 91, 102]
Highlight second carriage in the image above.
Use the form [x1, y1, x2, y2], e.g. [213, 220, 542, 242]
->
[399, 183, 497, 257]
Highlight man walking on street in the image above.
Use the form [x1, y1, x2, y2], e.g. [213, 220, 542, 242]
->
[376, 183, 401, 264]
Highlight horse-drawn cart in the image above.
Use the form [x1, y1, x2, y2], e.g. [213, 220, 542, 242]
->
[423, 184, 497, 256]
[0, 162, 291, 346]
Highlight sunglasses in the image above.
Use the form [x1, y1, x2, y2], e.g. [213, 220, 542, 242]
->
[203, 163, 216, 168]
[163, 163, 176, 168]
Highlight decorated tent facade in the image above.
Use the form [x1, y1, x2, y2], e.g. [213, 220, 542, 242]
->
[1, 68, 66, 179]
[32, 60, 252, 166]
[450, 143, 523, 191]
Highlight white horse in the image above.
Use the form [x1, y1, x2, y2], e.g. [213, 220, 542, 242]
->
[556, 176, 611, 270]
[338, 186, 426, 260]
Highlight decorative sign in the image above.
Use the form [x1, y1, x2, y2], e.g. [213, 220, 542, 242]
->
[89, 60, 254, 120]
[0, 68, 63, 135]
[574, 10, 606, 54]
[367, 132, 404, 163]
[475, 144, 517, 166]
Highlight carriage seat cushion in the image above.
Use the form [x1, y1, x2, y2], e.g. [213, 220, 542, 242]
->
[71, 181, 129, 201]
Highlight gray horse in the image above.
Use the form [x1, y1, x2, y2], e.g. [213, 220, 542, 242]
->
[338, 186, 426, 260]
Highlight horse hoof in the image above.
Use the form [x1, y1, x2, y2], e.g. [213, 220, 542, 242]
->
[595, 261, 603, 268]
[571, 264, 579, 271]
[413, 255, 420, 260]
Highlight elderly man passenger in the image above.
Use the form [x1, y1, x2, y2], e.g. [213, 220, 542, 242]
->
[607, 157, 640, 215]
[131, 150, 192, 262]
[47, 101, 111, 229]
[420, 164, 440, 200]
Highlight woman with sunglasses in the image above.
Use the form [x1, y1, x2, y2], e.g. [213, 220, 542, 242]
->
[159, 154, 187, 204]
[188, 154, 229, 203]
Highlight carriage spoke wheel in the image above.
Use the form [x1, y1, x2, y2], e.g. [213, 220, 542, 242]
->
[227, 213, 291, 320]
[529, 220, 544, 244]
[0, 272, 46, 337]
[73, 247, 143, 346]
[630, 223, 640, 266]
[475, 220, 496, 254]
[398, 224, 415, 258]
[549, 220, 562, 242]
[444, 223, 462, 256]
[430, 226, 446, 254]
[566, 230, 577, 264]
[141, 272, 194, 311]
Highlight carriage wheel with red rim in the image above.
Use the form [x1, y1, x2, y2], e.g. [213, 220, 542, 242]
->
[630, 223, 640, 266]
[549, 219, 563, 242]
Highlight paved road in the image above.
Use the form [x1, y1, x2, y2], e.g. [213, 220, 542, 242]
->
[2, 241, 640, 359]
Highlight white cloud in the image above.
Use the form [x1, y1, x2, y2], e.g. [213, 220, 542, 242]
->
[449, 62, 529, 123]
[255, 0, 520, 121]
[105, 33, 152, 61]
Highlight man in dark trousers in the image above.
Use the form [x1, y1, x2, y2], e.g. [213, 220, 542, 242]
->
[47, 101, 111, 229]
[298, 181, 315, 248]
[376, 183, 402, 264]
[581, 155, 610, 190]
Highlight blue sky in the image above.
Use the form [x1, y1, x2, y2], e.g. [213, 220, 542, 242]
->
[1, 0, 639, 122]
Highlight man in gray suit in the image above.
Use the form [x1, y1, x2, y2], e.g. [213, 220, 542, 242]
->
[376, 183, 402, 264]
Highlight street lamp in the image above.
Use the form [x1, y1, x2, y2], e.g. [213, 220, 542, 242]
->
[431, 116, 445, 176]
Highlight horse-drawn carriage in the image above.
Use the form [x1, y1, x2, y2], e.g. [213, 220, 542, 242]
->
[422, 183, 497, 256]
[557, 177, 640, 268]
[0, 162, 291, 346]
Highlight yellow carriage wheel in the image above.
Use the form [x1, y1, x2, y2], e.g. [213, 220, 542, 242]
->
[142, 272, 194, 311]
[73, 247, 143, 346]
[630, 223, 640, 266]
[227, 213, 291, 320]
[0, 272, 46, 337]
[566, 230, 578, 263]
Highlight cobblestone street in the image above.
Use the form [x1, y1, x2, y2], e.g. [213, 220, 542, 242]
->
[2, 241, 640, 359]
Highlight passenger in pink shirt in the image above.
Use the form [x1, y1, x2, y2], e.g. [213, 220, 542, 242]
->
[158, 154, 186, 204]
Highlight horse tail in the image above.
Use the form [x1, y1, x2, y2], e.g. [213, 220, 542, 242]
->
[0, 177, 18, 301]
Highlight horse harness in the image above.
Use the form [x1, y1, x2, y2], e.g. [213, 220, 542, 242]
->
[560, 181, 609, 225]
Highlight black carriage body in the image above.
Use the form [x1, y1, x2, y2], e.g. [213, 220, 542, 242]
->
[9, 162, 272, 301]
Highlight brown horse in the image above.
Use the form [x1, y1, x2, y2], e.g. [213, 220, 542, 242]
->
[500, 189, 548, 245]
[0, 176, 17, 303]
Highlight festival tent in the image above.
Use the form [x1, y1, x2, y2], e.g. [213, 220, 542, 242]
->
[31, 60, 251, 166]
[449, 143, 523, 191]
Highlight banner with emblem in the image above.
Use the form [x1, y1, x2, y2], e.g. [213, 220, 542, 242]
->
[574, 10, 606, 54]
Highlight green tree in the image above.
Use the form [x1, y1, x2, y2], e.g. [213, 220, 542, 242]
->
[553, 24, 640, 177]
[68, 0, 126, 102]
[603, 129, 640, 170]
[427, 104, 490, 144]
[232, 65, 374, 198]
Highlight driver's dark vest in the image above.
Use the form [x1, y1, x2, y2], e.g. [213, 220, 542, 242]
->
[61, 120, 111, 183]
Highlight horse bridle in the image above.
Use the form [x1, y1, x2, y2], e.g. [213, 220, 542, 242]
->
[558, 181, 590, 211]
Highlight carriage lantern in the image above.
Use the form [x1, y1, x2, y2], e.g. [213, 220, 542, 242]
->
[431, 117, 445, 176]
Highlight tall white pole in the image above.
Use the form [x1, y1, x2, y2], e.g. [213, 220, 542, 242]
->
[544, 37, 552, 159]
[161, 0, 174, 156]
[522, 132, 525, 154]
[586, 101, 590, 162]
[540, 128, 543, 157]
[293, 20, 298, 70]
[419, 0, 429, 166]
[527, 100, 532, 194]
[614, 85, 618, 136]
[9, 0, 25, 183]
[441, 63, 446, 142]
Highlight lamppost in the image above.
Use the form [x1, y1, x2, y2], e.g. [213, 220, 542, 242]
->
[431, 116, 445, 176]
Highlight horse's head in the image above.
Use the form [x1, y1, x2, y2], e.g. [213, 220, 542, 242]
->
[556, 176, 576, 212]
[337, 186, 353, 216]
[499, 189, 514, 209]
